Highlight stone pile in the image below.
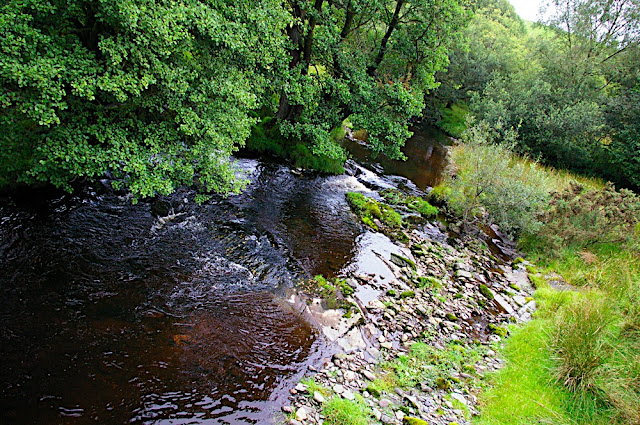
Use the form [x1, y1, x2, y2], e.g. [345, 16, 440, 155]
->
[283, 225, 537, 425]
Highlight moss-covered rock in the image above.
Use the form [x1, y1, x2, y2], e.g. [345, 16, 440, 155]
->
[390, 253, 417, 271]
[445, 313, 458, 322]
[403, 417, 429, 425]
[400, 290, 415, 299]
[489, 324, 508, 337]
[479, 284, 494, 300]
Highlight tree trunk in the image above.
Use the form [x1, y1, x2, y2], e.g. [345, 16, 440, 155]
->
[277, 0, 323, 122]
[367, 0, 404, 77]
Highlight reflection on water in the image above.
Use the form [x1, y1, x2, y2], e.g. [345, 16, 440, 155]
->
[344, 125, 451, 190]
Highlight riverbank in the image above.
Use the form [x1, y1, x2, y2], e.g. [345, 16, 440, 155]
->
[280, 130, 640, 425]
[279, 197, 537, 425]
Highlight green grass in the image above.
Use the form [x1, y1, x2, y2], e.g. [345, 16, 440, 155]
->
[322, 396, 371, 425]
[475, 242, 640, 425]
[380, 342, 484, 391]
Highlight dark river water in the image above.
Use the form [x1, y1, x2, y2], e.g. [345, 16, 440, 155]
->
[0, 126, 449, 424]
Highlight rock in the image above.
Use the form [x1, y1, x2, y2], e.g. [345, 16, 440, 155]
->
[295, 383, 308, 393]
[390, 253, 417, 271]
[493, 294, 514, 314]
[343, 370, 356, 381]
[395, 410, 406, 421]
[363, 370, 376, 381]
[405, 395, 420, 409]
[380, 341, 393, 350]
[295, 406, 312, 421]
[342, 390, 355, 400]
[282, 405, 294, 413]
[368, 299, 386, 310]
[456, 269, 473, 279]
[313, 391, 325, 404]
[513, 295, 527, 307]
[379, 398, 391, 408]
[333, 384, 345, 394]
[372, 408, 382, 420]
[450, 393, 467, 405]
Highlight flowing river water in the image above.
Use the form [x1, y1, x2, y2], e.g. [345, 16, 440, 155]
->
[0, 127, 450, 424]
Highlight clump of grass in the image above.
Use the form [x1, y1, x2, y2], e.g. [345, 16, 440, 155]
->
[302, 275, 355, 313]
[300, 377, 331, 397]
[381, 342, 483, 392]
[322, 396, 371, 425]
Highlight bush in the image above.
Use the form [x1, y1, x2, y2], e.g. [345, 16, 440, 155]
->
[538, 182, 640, 249]
[442, 121, 551, 237]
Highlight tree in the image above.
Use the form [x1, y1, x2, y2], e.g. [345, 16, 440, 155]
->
[270, 0, 470, 161]
[0, 0, 290, 198]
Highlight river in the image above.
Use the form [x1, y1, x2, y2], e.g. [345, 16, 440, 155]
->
[0, 126, 450, 424]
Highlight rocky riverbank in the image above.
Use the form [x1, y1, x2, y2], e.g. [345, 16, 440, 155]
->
[280, 203, 537, 424]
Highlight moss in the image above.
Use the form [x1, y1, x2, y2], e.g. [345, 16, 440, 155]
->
[415, 276, 443, 289]
[509, 283, 522, 291]
[488, 324, 508, 337]
[304, 275, 354, 311]
[479, 284, 494, 300]
[445, 313, 459, 322]
[400, 291, 415, 299]
[380, 189, 438, 218]
[246, 117, 345, 174]
[512, 257, 525, 266]
[365, 384, 382, 398]
[390, 253, 417, 270]
[387, 289, 397, 296]
[346, 192, 402, 230]
[411, 244, 426, 256]
[435, 377, 452, 390]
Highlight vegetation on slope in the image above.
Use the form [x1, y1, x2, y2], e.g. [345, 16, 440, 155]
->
[435, 120, 640, 425]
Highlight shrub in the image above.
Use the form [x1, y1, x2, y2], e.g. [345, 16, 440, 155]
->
[538, 182, 640, 249]
[551, 294, 613, 393]
[442, 120, 551, 237]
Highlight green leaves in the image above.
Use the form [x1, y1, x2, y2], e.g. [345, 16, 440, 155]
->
[0, 0, 289, 197]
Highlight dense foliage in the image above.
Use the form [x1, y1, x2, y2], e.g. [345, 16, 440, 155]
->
[432, 0, 640, 191]
[437, 121, 551, 237]
[0, 0, 469, 197]
[1, 0, 292, 198]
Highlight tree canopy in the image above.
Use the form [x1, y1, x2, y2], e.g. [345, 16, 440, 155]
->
[0, 0, 470, 197]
